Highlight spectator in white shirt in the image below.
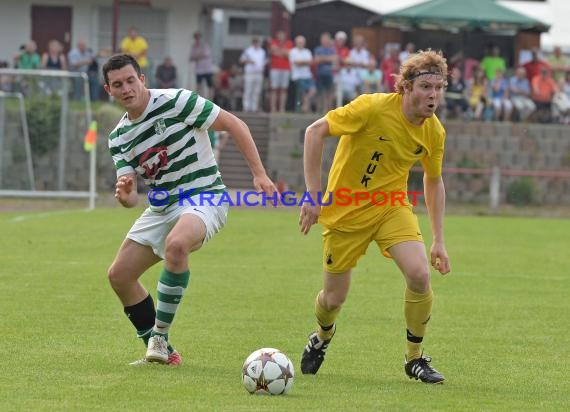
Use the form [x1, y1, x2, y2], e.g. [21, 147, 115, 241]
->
[339, 59, 361, 104]
[509, 67, 536, 121]
[289, 35, 316, 113]
[239, 37, 267, 112]
[348, 34, 371, 82]
[399, 42, 416, 64]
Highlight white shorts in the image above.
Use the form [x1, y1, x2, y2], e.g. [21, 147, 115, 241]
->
[127, 194, 228, 259]
[270, 69, 290, 89]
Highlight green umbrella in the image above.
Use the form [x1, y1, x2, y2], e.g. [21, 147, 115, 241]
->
[379, 0, 549, 32]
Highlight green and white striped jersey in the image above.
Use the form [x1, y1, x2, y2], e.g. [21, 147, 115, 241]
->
[109, 88, 225, 212]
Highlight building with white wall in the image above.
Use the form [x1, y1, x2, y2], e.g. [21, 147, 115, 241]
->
[0, 0, 292, 89]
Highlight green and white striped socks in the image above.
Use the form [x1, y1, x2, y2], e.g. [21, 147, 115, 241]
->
[152, 268, 190, 337]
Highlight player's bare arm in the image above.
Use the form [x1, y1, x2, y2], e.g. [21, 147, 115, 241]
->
[115, 173, 138, 208]
[211, 110, 279, 203]
[300, 117, 330, 235]
[423, 174, 451, 274]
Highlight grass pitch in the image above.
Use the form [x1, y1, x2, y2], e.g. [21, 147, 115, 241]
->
[1, 206, 568, 411]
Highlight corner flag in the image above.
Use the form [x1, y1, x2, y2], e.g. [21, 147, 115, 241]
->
[83, 121, 98, 152]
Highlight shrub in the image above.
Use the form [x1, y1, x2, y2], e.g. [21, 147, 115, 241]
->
[25, 95, 61, 156]
[506, 176, 537, 206]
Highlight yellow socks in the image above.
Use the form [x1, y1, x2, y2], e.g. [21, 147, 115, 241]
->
[404, 287, 433, 361]
[314, 292, 340, 340]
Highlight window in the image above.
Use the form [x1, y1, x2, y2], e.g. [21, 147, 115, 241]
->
[229, 18, 248, 34]
[228, 17, 270, 36]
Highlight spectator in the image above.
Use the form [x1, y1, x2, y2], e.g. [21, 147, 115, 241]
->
[227, 64, 244, 111]
[338, 59, 361, 104]
[289, 35, 316, 113]
[313, 32, 338, 113]
[531, 67, 558, 123]
[509, 67, 535, 121]
[444, 67, 469, 119]
[0, 60, 13, 92]
[448, 50, 479, 81]
[466, 67, 489, 121]
[333, 31, 350, 68]
[13, 41, 40, 96]
[41, 39, 67, 95]
[523, 49, 550, 85]
[239, 37, 266, 112]
[480, 45, 506, 81]
[87, 50, 101, 101]
[268, 30, 292, 112]
[381, 47, 400, 93]
[190, 31, 215, 100]
[333, 31, 350, 107]
[121, 27, 149, 81]
[213, 62, 240, 110]
[360, 59, 383, 94]
[547, 46, 569, 83]
[68, 40, 96, 100]
[489, 69, 512, 121]
[399, 42, 415, 64]
[41, 39, 67, 70]
[348, 34, 371, 80]
[16, 41, 41, 69]
[213, 64, 231, 108]
[155, 57, 177, 89]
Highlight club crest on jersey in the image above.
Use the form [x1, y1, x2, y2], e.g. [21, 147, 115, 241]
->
[139, 146, 168, 180]
[153, 118, 167, 135]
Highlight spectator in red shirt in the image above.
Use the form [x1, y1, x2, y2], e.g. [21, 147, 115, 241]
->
[523, 49, 551, 85]
[381, 48, 400, 93]
[268, 30, 293, 112]
[333, 31, 350, 68]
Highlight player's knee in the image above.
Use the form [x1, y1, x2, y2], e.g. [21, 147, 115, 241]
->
[164, 237, 192, 265]
[322, 292, 346, 310]
[107, 264, 127, 291]
[406, 267, 431, 293]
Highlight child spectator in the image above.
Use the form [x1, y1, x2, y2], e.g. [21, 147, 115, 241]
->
[489, 69, 512, 121]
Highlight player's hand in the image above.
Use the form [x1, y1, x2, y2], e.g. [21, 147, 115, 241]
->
[115, 175, 135, 203]
[430, 242, 451, 275]
[299, 203, 320, 235]
[253, 175, 280, 207]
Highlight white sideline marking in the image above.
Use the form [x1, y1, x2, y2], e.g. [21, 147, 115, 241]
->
[9, 209, 89, 223]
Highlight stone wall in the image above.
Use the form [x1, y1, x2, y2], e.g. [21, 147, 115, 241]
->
[266, 116, 570, 205]
[441, 122, 570, 204]
[266, 114, 337, 191]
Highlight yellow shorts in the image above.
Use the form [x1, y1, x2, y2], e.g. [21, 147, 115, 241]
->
[322, 206, 423, 273]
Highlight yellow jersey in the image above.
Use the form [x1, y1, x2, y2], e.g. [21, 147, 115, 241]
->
[121, 36, 149, 68]
[319, 93, 445, 229]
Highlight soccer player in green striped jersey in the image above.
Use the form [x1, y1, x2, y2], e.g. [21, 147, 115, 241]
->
[102, 54, 278, 365]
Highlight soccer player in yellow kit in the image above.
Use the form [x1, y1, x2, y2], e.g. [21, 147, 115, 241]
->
[299, 49, 451, 384]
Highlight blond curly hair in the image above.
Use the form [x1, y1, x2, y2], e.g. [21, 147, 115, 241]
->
[394, 49, 448, 94]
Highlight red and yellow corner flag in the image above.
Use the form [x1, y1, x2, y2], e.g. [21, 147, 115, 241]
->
[83, 121, 98, 152]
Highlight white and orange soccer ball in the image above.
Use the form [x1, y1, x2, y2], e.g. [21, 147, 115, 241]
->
[242, 348, 295, 395]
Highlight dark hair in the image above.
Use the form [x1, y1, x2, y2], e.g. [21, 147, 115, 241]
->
[102, 53, 141, 85]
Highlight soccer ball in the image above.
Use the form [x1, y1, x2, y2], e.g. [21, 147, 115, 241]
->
[242, 348, 295, 395]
